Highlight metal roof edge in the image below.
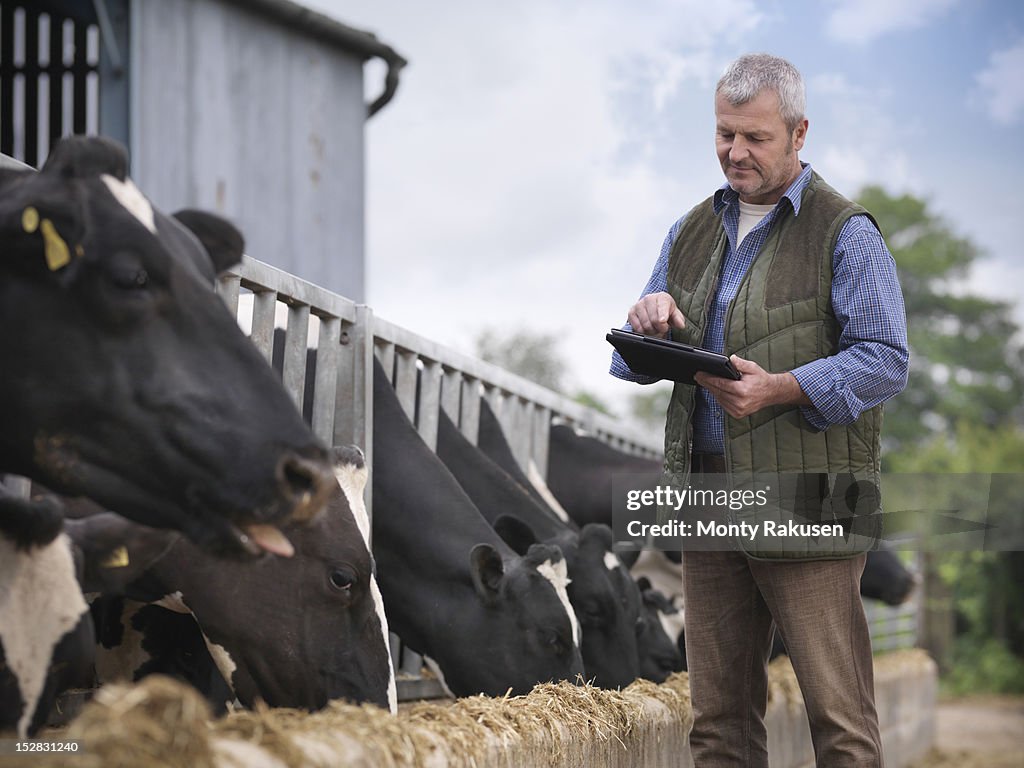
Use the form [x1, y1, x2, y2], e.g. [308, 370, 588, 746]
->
[218, 0, 407, 117]
[219, 0, 400, 61]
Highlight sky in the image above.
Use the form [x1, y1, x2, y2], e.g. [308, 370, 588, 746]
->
[304, 0, 1024, 416]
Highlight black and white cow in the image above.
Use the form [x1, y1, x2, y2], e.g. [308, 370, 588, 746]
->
[82, 446, 396, 712]
[371, 359, 584, 697]
[0, 136, 335, 556]
[634, 577, 685, 683]
[436, 407, 642, 689]
[860, 546, 919, 607]
[0, 487, 179, 737]
[0, 494, 92, 737]
[476, 399, 574, 523]
[92, 598, 233, 712]
[545, 423, 663, 530]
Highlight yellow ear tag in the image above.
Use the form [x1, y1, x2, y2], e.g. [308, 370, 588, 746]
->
[22, 206, 39, 233]
[100, 546, 130, 569]
[40, 218, 71, 271]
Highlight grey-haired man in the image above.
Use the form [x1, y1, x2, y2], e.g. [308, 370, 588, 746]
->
[611, 53, 908, 767]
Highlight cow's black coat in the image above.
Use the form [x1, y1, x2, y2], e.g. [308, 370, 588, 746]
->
[371, 358, 584, 696]
[436, 408, 642, 688]
[0, 137, 334, 555]
[71, 448, 393, 712]
[635, 577, 684, 683]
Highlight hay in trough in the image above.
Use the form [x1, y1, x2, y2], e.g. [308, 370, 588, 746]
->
[625, 676, 692, 724]
[401, 700, 491, 766]
[65, 674, 216, 768]
[17, 650, 936, 768]
[455, 680, 643, 761]
[214, 703, 316, 768]
[215, 698, 427, 768]
[874, 647, 933, 678]
[767, 655, 803, 710]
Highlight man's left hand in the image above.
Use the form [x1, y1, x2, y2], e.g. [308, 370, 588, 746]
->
[695, 355, 811, 418]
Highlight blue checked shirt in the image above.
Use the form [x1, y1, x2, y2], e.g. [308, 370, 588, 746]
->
[610, 163, 909, 454]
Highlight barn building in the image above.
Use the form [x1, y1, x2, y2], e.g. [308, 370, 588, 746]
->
[0, 0, 406, 301]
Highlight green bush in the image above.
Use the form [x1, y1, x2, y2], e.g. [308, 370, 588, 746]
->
[942, 636, 1024, 695]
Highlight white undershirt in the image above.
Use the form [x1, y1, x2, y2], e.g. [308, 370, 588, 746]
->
[737, 200, 775, 246]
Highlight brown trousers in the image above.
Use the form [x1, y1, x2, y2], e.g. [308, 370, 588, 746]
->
[682, 549, 884, 767]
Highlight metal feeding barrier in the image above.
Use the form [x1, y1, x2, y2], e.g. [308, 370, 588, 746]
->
[219, 254, 660, 699]
[0, 238, 918, 702]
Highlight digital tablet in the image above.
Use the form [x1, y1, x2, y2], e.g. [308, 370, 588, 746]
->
[607, 328, 741, 385]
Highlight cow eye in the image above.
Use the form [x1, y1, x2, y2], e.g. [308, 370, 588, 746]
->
[111, 266, 149, 290]
[544, 630, 569, 655]
[102, 250, 154, 294]
[329, 568, 355, 591]
[635, 615, 647, 636]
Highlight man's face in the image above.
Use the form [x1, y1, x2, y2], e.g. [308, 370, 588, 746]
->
[715, 90, 807, 205]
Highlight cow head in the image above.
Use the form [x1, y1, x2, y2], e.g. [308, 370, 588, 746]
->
[635, 577, 684, 683]
[131, 446, 395, 712]
[861, 548, 918, 607]
[0, 137, 334, 555]
[495, 515, 641, 688]
[447, 541, 584, 697]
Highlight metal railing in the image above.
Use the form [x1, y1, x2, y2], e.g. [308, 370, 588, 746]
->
[866, 551, 923, 654]
[220, 254, 662, 698]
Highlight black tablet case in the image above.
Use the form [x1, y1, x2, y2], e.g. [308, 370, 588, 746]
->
[607, 328, 741, 385]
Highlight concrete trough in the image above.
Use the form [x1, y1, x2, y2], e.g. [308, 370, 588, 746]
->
[18, 650, 935, 768]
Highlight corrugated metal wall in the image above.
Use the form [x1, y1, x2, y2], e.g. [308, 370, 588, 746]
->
[129, 0, 368, 301]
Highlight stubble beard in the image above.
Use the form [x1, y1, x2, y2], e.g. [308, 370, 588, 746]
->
[726, 142, 796, 202]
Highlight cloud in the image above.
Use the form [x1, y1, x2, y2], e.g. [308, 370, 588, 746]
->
[806, 71, 920, 197]
[974, 38, 1024, 126]
[825, 0, 958, 45]
[297, 0, 765, 408]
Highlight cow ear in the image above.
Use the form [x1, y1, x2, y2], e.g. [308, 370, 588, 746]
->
[492, 514, 538, 556]
[0, 491, 64, 550]
[469, 543, 504, 604]
[579, 523, 614, 552]
[63, 513, 179, 595]
[616, 549, 640, 569]
[171, 209, 245, 274]
[42, 135, 128, 180]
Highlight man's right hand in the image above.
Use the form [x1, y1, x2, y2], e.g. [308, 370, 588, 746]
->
[627, 292, 686, 336]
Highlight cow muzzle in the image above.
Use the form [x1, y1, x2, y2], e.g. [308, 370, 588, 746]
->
[276, 451, 335, 524]
[232, 453, 333, 558]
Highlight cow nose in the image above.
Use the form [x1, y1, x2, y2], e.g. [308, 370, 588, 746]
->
[277, 452, 334, 522]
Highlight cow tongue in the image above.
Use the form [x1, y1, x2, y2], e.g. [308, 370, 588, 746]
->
[243, 524, 295, 557]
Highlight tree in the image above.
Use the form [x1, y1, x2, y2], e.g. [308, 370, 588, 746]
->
[473, 329, 614, 417]
[628, 386, 672, 431]
[572, 390, 613, 415]
[473, 328, 565, 392]
[859, 188, 1024, 689]
[857, 187, 1024, 454]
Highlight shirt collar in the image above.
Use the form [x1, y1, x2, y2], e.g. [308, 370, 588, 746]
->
[713, 162, 813, 217]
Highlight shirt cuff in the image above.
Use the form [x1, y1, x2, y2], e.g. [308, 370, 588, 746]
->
[790, 358, 849, 431]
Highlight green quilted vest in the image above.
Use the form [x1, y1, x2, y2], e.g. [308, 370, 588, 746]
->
[663, 172, 883, 560]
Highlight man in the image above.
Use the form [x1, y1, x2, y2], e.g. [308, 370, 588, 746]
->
[611, 54, 908, 767]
